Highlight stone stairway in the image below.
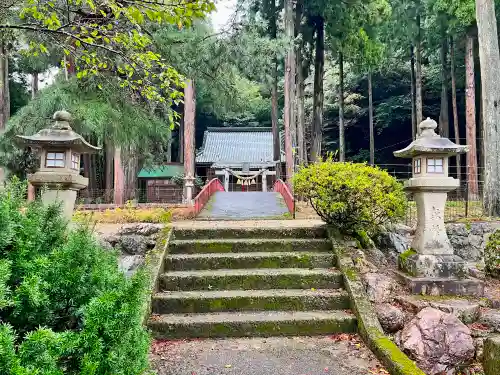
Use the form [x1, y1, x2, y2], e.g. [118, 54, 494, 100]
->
[147, 225, 357, 339]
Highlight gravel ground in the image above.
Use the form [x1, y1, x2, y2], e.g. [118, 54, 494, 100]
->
[150, 335, 386, 375]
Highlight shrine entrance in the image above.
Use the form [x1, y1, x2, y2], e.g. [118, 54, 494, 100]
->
[213, 162, 276, 192]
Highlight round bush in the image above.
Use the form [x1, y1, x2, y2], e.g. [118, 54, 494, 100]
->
[293, 160, 406, 234]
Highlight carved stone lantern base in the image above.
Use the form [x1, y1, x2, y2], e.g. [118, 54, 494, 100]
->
[394, 271, 485, 296]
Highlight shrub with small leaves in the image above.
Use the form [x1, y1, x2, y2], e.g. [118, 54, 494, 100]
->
[0, 180, 151, 374]
[485, 229, 500, 278]
[293, 159, 407, 235]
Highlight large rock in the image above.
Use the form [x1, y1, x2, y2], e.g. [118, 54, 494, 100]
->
[375, 224, 412, 261]
[428, 299, 481, 324]
[479, 309, 500, 332]
[399, 307, 475, 374]
[118, 223, 164, 236]
[362, 273, 398, 303]
[119, 255, 144, 276]
[446, 222, 494, 262]
[118, 235, 148, 255]
[376, 304, 405, 333]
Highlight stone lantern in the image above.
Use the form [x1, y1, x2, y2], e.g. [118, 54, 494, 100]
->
[394, 118, 483, 295]
[17, 110, 100, 219]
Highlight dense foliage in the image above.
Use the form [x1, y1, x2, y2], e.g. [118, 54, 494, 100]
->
[0, 181, 150, 374]
[293, 159, 406, 234]
[484, 229, 500, 278]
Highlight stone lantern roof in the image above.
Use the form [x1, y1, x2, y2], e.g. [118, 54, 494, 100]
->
[394, 118, 468, 158]
[16, 110, 100, 153]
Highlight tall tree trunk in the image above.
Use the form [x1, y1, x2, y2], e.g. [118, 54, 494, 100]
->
[297, 64, 306, 165]
[105, 142, 114, 202]
[410, 45, 417, 139]
[0, 42, 5, 185]
[476, 0, 500, 215]
[339, 51, 345, 162]
[3, 46, 9, 122]
[183, 79, 196, 200]
[465, 32, 479, 200]
[311, 16, 324, 162]
[368, 71, 375, 165]
[0, 41, 5, 131]
[178, 111, 184, 163]
[296, 0, 305, 165]
[439, 27, 449, 138]
[113, 146, 125, 204]
[269, 0, 281, 176]
[283, 0, 294, 182]
[450, 36, 461, 181]
[415, 14, 423, 126]
[31, 72, 39, 99]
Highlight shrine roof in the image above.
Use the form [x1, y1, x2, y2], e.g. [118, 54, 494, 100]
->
[196, 127, 284, 166]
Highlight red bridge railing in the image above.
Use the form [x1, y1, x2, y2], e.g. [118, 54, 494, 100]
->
[273, 179, 294, 214]
[193, 178, 224, 216]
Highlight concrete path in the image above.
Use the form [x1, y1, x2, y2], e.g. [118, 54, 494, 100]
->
[150, 335, 385, 375]
[197, 192, 289, 220]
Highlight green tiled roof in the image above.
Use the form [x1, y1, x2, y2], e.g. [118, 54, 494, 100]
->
[137, 164, 184, 178]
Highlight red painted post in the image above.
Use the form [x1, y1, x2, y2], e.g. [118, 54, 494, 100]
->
[113, 146, 125, 205]
[27, 182, 35, 202]
[183, 79, 196, 203]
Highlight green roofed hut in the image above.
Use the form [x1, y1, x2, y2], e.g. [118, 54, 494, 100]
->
[196, 127, 284, 192]
[137, 163, 185, 203]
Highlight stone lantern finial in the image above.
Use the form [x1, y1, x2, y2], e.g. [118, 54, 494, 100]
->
[52, 110, 72, 130]
[418, 117, 438, 138]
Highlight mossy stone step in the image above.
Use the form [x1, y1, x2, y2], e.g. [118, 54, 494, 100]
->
[173, 226, 327, 240]
[151, 289, 350, 313]
[169, 239, 332, 254]
[163, 252, 336, 271]
[148, 310, 357, 339]
[158, 268, 343, 291]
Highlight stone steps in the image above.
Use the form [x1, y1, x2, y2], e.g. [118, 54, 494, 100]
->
[148, 310, 356, 339]
[173, 226, 328, 240]
[159, 268, 343, 291]
[147, 226, 355, 339]
[163, 251, 336, 271]
[169, 238, 332, 254]
[151, 289, 351, 313]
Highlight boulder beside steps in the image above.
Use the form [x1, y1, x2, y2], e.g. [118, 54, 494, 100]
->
[147, 225, 357, 339]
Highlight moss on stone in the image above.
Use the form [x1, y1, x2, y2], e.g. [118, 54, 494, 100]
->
[329, 232, 426, 375]
[152, 292, 351, 314]
[483, 335, 500, 375]
[344, 267, 358, 281]
[367, 328, 424, 375]
[159, 271, 343, 291]
[398, 248, 417, 272]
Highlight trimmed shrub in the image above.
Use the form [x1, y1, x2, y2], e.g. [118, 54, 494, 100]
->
[485, 229, 500, 278]
[293, 160, 406, 235]
[0, 180, 151, 374]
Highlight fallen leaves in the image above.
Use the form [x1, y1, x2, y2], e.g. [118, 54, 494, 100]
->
[368, 365, 390, 374]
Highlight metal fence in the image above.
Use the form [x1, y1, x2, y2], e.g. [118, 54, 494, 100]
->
[377, 163, 486, 226]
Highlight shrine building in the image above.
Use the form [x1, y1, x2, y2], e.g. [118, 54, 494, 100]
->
[195, 127, 284, 192]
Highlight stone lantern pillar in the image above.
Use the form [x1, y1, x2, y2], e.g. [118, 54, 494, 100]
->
[394, 118, 483, 296]
[16, 110, 100, 220]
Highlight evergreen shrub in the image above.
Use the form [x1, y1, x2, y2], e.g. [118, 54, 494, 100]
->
[293, 159, 406, 234]
[485, 229, 500, 278]
[0, 180, 151, 374]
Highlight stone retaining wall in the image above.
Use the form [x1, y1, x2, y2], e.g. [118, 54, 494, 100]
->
[376, 221, 500, 264]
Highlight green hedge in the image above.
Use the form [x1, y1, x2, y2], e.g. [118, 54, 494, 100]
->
[0, 180, 150, 375]
[293, 160, 406, 235]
